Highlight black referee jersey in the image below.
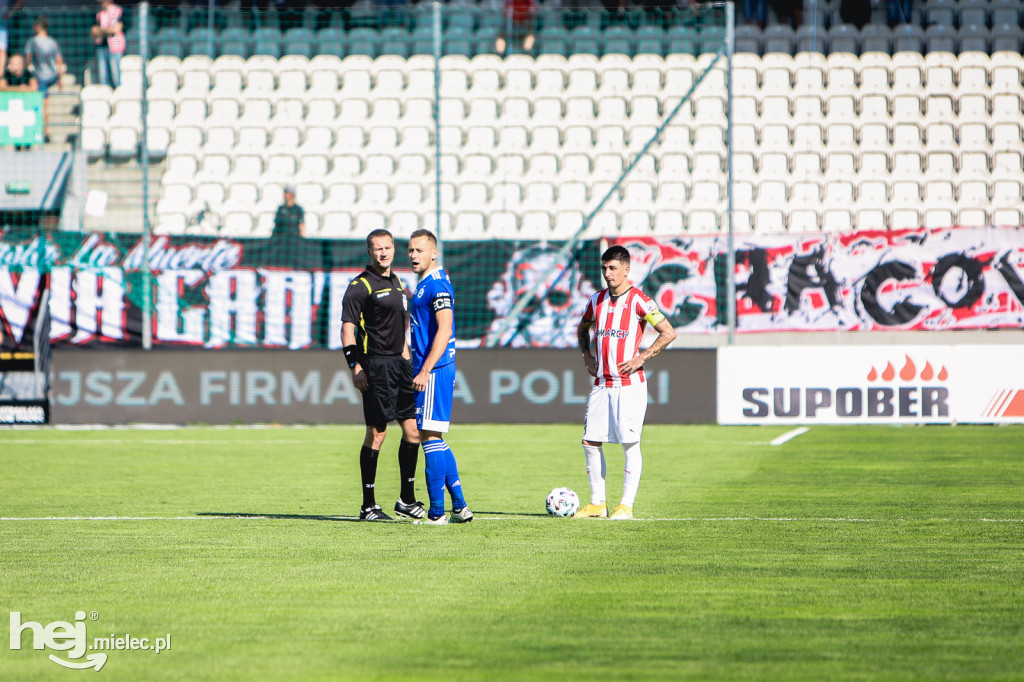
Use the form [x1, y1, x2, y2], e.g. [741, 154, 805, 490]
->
[340, 268, 409, 356]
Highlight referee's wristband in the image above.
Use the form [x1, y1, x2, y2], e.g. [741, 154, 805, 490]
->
[343, 345, 360, 369]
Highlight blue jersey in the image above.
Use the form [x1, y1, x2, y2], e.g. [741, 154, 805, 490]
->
[411, 268, 456, 373]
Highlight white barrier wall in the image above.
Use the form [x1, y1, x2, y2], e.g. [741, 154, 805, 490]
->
[718, 345, 1024, 425]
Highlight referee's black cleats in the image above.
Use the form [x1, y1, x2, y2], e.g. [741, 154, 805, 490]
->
[359, 505, 393, 521]
[393, 499, 427, 520]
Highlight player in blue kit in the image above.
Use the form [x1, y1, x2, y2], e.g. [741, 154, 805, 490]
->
[408, 229, 472, 525]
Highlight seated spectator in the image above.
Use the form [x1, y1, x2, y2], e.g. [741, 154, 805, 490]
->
[1, 0, 27, 79]
[1, 53, 37, 91]
[496, 0, 536, 55]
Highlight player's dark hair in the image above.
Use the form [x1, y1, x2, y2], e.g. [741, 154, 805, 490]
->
[410, 229, 437, 245]
[601, 245, 631, 265]
[365, 229, 393, 249]
[35, 15, 49, 31]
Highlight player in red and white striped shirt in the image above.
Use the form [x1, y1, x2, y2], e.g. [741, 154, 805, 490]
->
[574, 245, 676, 520]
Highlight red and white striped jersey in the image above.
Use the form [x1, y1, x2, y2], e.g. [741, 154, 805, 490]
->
[582, 287, 664, 387]
[96, 4, 126, 54]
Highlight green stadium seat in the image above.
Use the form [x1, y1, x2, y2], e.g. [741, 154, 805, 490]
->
[187, 28, 216, 57]
[444, 27, 473, 57]
[317, 28, 345, 58]
[283, 28, 316, 58]
[474, 26, 500, 57]
[252, 27, 282, 57]
[538, 26, 569, 56]
[380, 27, 411, 58]
[155, 28, 186, 59]
[699, 26, 725, 55]
[666, 25, 697, 56]
[570, 25, 600, 54]
[635, 25, 665, 56]
[219, 28, 250, 57]
[603, 25, 634, 56]
[347, 28, 378, 57]
[411, 25, 435, 55]
[447, 8, 476, 32]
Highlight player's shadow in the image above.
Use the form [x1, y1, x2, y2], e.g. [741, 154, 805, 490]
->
[197, 511, 361, 522]
[475, 510, 549, 517]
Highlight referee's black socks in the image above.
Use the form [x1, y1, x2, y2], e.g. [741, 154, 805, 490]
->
[398, 440, 419, 503]
[360, 446, 380, 509]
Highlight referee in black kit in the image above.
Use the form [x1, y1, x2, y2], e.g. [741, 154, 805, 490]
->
[341, 229, 425, 521]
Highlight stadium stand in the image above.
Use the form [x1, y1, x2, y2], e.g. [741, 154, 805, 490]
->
[29, 0, 1014, 237]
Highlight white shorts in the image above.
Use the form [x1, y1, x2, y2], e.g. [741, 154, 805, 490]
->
[582, 382, 648, 444]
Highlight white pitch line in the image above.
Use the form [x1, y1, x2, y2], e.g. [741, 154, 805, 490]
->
[2, 516, 1022, 523]
[771, 427, 810, 446]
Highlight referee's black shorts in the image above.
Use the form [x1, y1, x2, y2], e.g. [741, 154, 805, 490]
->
[360, 355, 416, 428]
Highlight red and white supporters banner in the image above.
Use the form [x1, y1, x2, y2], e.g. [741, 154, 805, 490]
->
[613, 225, 1024, 333]
[718, 345, 1024, 425]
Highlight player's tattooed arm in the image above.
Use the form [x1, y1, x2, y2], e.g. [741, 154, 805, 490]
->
[618, 318, 677, 375]
[578, 318, 598, 377]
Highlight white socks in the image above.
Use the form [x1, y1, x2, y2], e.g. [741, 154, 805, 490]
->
[621, 442, 643, 507]
[582, 443, 606, 505]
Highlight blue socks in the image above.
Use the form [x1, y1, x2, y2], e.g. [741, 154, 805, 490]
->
[422, 439, 465, 517]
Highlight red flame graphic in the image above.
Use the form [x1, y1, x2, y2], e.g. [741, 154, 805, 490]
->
[938, 366, 948, 380]
[867, 367, 878, 381]
[881, 362, 895, 381]
[920, 362, 934, 381]
[899, 355, 916, 381]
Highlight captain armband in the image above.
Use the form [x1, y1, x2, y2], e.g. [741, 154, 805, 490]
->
[343, 344, 360, 369]
[643, 310, 667, 327]
[431, 293, 453, 312]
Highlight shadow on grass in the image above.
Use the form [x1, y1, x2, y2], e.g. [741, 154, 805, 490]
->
[197, 511, 361, 522]
[197, 510, 551, 520]
[474, 511, 550, 517]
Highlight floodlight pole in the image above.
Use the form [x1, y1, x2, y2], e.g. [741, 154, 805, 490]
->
[140, 1, 153, 350]
[432, 0, 444, 266]
[725, 1, 736, 345]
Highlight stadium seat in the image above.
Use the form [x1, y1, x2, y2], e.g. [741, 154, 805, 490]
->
[924, 0, 957, 27]
[860, 25, 893, 54]
[893, 25, 925, 53]
[990, 0, 1021, 25]
[990, 24, 1023, 53]
[958, 0, 990, 28]
[827, 24, 859, 55]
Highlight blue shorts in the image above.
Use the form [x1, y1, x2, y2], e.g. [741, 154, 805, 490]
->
[416, 362, 455, 433]
[38, 75, 59, 97]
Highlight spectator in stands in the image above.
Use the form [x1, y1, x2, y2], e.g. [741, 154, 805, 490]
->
[0, 53, 36, 92]
[273, 185, 306, 239]
[0, 0, 26, 79]
[91, 0, 125, 88]
[888, 0, 912, 26]
[24, 16, 64, 143]
[743, 0, 767, 28]
[769, 0, 802, 27]
[839, 0, 871, 28]
[496, 0, 536, 56]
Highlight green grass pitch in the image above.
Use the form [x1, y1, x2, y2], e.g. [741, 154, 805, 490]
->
[2, 424, 1023, 681]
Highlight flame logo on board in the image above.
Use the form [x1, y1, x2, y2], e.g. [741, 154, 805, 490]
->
[867, 355, 947, 382]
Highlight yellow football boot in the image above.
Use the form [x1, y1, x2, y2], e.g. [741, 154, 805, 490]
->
[609, 504, 634, 520]
[572, 502, 608, 518]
